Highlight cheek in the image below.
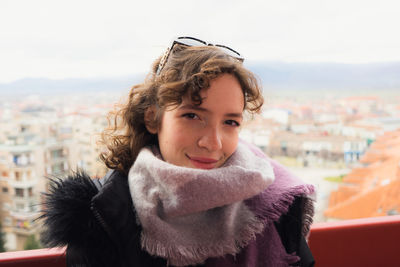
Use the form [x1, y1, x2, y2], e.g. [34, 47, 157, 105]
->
[223, 133, 239, 156]
[173, 124, 198, 145]
[167, 129, 188, 146]
[159, 121, 194, 148]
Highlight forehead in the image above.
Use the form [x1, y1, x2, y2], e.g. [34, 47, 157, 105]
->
[183, 74, 245, 111]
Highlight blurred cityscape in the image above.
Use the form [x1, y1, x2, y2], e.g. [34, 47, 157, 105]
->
[241, 91, 400, 223]
[0, 87, 399, 251]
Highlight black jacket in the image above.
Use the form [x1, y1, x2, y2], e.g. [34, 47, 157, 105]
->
[41, 170, 314, 267]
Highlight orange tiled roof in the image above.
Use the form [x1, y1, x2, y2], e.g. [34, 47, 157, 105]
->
[325, 179, 400, 219]
[326, 129, 400, 220]
[328, 185, 360, 207]
[342, 168, 371, 183]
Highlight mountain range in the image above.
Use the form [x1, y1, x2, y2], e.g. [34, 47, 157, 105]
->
[249, 61, 400, 91]
[1, 62, 399, 96]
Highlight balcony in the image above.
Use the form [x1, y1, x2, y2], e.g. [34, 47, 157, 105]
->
[11, 194, 37, 205]
[10, 211, 40, 236]
[9, 179, 37, 189]
[0, 215, 399, 267]
[11, 163, 35, 171]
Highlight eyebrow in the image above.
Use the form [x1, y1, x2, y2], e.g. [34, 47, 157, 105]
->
[178, 104, 243, 118]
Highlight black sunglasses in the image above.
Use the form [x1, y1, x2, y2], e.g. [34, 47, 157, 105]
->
[156, 36, 244, 75]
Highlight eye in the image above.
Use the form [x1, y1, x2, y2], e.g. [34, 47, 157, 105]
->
[225, 120, 240, 127]
[182, 113, 199, 120]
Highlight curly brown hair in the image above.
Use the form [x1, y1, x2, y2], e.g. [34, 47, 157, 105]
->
[100, 44, 264, 174]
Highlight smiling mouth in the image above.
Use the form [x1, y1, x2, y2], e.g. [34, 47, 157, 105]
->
[186, 155, 219, 169]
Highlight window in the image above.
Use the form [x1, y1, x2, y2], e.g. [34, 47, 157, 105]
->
[2, 187, 8, 193]
[51, 149, 63, 159]
[15, 171, 21, 181]
[51, 162, 64, 174]
[28, 187, 33, 197]
[15, 188, 24, 197]
[13, 155, 19, 164]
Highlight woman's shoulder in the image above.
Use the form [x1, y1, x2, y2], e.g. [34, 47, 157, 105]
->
[40, 170, 146, 266]
[40, 171, 107, 247]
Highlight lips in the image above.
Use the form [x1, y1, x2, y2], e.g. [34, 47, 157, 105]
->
[187, 155, 219, 169]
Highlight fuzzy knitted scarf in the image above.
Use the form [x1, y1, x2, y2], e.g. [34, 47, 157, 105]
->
[128, 142, 276, 266]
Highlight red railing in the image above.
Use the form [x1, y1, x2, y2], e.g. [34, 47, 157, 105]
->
[308, 215, 400, 267]
[0, 247, 65, 267]
[1, 215, 399, 267]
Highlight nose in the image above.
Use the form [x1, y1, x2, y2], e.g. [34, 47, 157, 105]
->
[198, 126, 222, 152]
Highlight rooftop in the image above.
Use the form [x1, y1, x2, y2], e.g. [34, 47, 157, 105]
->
[325, 129, 400, 219]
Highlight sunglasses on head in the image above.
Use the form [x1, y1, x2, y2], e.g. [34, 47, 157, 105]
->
[156, 36, 244, 75]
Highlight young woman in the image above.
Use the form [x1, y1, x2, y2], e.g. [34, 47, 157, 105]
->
[41, 37, 315, 267]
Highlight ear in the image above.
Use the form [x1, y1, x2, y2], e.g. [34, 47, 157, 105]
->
[144, 106, 158, 134]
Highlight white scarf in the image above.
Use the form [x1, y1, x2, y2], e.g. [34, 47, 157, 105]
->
[128, 142, 275, 266]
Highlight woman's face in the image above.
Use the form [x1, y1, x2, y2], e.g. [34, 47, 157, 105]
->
[148, 74, 244, 169]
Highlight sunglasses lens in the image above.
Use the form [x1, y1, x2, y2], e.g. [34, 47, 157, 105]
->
[215, 45, 243, 60]
[176, 37, 207, 47]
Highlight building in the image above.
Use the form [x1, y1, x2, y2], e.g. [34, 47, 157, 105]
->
[325, 129, 400, 220]
[0, 111, 106, 250]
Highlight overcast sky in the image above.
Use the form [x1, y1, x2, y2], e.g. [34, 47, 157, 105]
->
[1, 0, 399, 83]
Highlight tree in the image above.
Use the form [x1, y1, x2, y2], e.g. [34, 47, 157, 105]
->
[24, 234, 41, 250]
[0, 223, 6, 252]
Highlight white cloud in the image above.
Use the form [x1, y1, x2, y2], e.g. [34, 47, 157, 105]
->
[1, 0, 400, 82]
